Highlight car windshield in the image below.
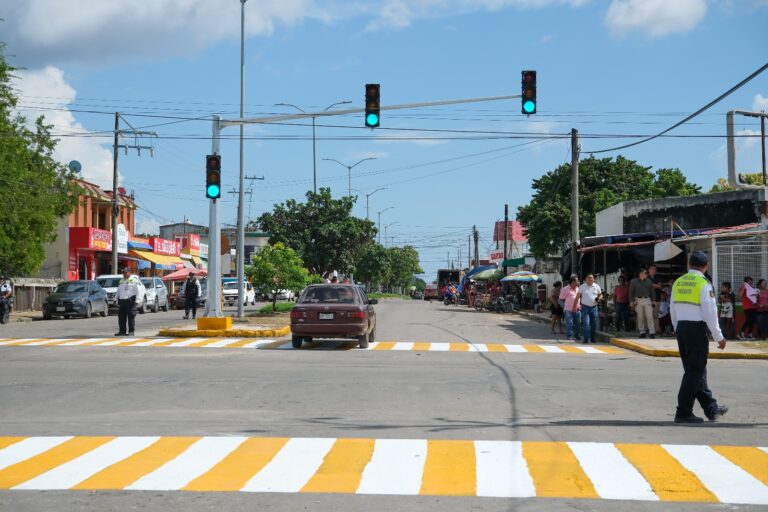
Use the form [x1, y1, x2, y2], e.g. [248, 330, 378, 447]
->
[223, 282, 239, 289]
[97, 278, 121, 288]
[300, 287, 357, 304]
[140, 278, 153, 287]
[55, 282, 88, 293]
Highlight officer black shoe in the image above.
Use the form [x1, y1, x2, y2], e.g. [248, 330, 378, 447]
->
[705, 405, 728, 421]
[649, 333, 656, 339]
[128, 331, 134, 336]
[674, 414, 704, 424]
[639, 333, 647, 339]
[114, 332, 126, 337]
[183, 314, 189, 319]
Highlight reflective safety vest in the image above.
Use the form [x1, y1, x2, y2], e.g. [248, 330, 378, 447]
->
[672, 272, 707, 305]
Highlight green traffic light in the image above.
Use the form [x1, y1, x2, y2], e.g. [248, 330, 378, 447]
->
[523, 100, 536, 114]
[207, 184, 220, 198]
[366, 113, 379, 127]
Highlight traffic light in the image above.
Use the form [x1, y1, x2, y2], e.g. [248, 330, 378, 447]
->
[206, 154, 221, 199]
[521, 70, 537, 115]
[365, 83, 380, 128]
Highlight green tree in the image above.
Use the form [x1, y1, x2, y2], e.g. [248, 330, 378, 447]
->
[245, 243, 309, 311]
[517, 156, 701, 259]
[709, 173, 764, 192]
[255, 188, 377, 277]
[355, 243, 390, 290]
[412, 277, 426, 291]
[0, 43, 79, 276]
[385, 246, 423, 291]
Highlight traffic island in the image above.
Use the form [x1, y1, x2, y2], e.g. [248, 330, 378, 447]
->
[604, 333, 768, 360]
[158, 323, 291, 338]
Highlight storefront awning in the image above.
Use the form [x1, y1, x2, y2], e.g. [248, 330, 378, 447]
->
[191, 256, 205, 268]
[130, 250, 184, 270]
[502, 257, 525, 267]
[128, 241, 153, 251]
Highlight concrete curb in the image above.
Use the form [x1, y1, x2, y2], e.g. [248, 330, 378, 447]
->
[158, 325, 291, 338]
[609, 337, 768, 360]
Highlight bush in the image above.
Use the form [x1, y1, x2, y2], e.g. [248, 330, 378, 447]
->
[257, 302, 294, 314]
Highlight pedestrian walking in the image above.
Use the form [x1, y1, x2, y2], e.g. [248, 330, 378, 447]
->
[648, 264, 666, 335]
[577, 273, 602, 344]
[670, 251, 728, 424]
[630, 269, 655, 339]
[115, 267, 141, 336]
[613, 276, 631, 332]
[548, 281, 564, 334]
[183, 272, 201, 320]
[560, 276, 581, 341]
[737, 277, 759, 340]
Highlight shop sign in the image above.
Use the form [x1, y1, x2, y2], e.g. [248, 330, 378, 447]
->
[149, 237, 180, 257]
[489, 250, 504, 263]
[117, 224, 128, 254]
[89, 228, 112, 251]
[175, 234, 201, 256]
[199, 243, 209, 258]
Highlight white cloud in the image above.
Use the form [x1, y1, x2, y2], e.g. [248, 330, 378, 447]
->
[135, 215, 161, 236]
[605, 0, 707, 38]
[14, 66, 115, 189]
[343, 151, 390, 161]
[753, 94, 768, 112]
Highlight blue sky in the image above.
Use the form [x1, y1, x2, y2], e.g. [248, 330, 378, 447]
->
[4, 0, 768, 278]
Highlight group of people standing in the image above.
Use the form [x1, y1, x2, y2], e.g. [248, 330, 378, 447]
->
[732, 276, 768, 340]
[548, 273, 603, 343]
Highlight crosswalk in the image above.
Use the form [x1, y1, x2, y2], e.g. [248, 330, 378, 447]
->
[0, 337, 623, 354]
[0, 436, 765, 504]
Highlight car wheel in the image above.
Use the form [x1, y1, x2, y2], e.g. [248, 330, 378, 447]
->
[358, 332, 369, 349]
[43, 310, 52, 320]
[291, 335, 303, 349]
[152, 299, 159, 313]
[369, 328, 376, 344]
[84, 302, 92, 319]
[162, 300, 169, 312]
[138, 298, 146, 314]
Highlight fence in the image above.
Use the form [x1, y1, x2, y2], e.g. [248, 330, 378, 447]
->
[8, 278, 61, 312]
[715, 236, 768, 290]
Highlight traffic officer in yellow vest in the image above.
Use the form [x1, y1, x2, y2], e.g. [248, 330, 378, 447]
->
[115, 267, 141, 336]
[670, 251, 728, 424]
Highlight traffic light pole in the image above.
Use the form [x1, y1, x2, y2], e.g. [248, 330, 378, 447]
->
[206, 116, 223, 318]
[571, 128, 580, 277]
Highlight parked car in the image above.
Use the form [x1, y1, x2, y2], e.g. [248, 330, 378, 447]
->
[423, 283, 439, 301]
[96, 274, 147, 314]
[223, 281, 256, 306]
[43, 280, 108, 319]
[173, 278, 207, 310]
[290, 284, 377, 349]
[140, 277, 170, 313]
[269, 289, 295, 301]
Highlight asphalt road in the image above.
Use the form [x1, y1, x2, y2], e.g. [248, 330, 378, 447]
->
[0, 299, 766, 511]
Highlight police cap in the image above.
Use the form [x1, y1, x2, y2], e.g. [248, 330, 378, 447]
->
[688, 251, 708, 267]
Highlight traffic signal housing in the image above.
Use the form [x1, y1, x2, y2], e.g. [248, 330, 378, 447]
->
[365, 83, 380, 128]
[521, 70, 537, 115]
[206, 154, 221, 199]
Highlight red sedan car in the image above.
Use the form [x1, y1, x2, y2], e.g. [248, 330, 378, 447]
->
[290, 284, 377, 349]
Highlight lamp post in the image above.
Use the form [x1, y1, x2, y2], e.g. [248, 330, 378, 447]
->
[377, 206, 394, 244]
[384, 221, 398, 247]
[275, 101, 350, 194]
[236, 0, 247, 319]
[353, 187, 387, 220]
[323, 157, 377, 197]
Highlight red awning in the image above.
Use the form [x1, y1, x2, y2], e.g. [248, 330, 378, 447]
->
[161, 267, 207, 282]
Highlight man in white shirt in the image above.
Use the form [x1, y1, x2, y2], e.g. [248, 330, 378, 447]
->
[577, 273, 602, 344]
[115, 267, 141, 336]
[0, 276, 12, 321]
[670, 251, 728, 424]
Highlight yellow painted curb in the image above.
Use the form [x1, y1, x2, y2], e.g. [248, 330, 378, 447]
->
[158, 325, 291, 338]
[610, 337, 768, 360]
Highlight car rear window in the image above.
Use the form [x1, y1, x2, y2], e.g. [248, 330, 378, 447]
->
[97, 278, 121, 288]
[299, 287, 358, 304]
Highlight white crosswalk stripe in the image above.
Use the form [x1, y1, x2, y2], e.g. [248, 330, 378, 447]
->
[568, 442, 657, 501]
[241, 437, 336, 493]
[357, 439, 427, 496]
[0, 437, 73, 471]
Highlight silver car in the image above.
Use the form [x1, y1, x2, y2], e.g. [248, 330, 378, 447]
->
[140, 277, 170, 313]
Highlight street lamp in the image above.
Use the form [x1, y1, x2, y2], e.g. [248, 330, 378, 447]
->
[275, 100, 351, 194]
[385, 221, 398, 247]
[377, 206, 394, 244]
[323, 157, 377, 197]
[353, 187, 387, 220]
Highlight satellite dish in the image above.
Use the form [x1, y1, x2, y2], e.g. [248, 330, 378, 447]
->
[68, 160, 82, 174]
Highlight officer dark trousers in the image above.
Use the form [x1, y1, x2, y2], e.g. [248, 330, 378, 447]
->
[185, 297, 197, 318]
[118, 298, 137, 334]
[676, 320, 717, 417]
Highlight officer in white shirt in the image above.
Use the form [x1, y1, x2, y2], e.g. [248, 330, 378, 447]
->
[577, 273, 602, 344]
[0, 276, 12, 320]
[115, 267, 141, 336]
[670, 251, 728, 424]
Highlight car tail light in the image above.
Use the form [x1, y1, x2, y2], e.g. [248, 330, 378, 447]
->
[349, 311, 365, 320]
[290, 310, 306, 320]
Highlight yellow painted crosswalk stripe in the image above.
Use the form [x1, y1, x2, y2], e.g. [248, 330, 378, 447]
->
[184, 437, 289, 492]
[0, 437, 113, 489]
[711, 446, 768, 486]
[420, 440, 476, 496]
[73, 437, 200, 490]
[0, 437, 24, 451]
[523, 441, 598, 499]
[522, 344, 546, 353]
[78, 338, 120, 346]
[411, 342, 431, 351]
[301, 438, 375, 493]
[486, 344, 506, 352]
[449, 342, 469, 351]
[616, 443, 718, 502]
[559, 345, 587, 354]
[373, 342, 396, 351]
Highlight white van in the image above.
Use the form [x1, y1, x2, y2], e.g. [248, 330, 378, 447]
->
[96, 274, 147, 314]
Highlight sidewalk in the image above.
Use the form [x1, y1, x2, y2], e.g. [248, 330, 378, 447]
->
[602, 332, 768, 360]
[8, 311, 41, 322]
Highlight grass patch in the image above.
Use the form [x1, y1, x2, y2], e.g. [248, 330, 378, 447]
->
[257, 302, 295, 314]
[369, 292, 408, 300]
[743, 340, 768, 352]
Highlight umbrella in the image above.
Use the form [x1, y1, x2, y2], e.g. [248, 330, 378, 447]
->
[471, 268, 504, 281]
[501, 271, 542, 283]
[162, 267, 207, 282]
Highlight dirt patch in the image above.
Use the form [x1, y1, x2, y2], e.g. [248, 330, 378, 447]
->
[743, 340, 768, 352]
[240, 312, 290, 328]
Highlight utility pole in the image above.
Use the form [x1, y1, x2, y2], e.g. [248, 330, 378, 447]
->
[503, 204, 509, 274]
[468, 235, 472, 269]
[571, 128, 580, 278]
[473, 225, 479, 270]
[235, 0, 248, 319]
[111, 112, 156, 274]
[762, 114, 767, 186]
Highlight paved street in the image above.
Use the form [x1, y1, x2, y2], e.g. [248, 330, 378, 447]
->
[0, 299, 766, 511]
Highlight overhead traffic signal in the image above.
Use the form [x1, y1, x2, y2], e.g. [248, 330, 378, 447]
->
[205, 154, 221, 199]
[521, 70, 537, 115]
[365, 83, 380, 128]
